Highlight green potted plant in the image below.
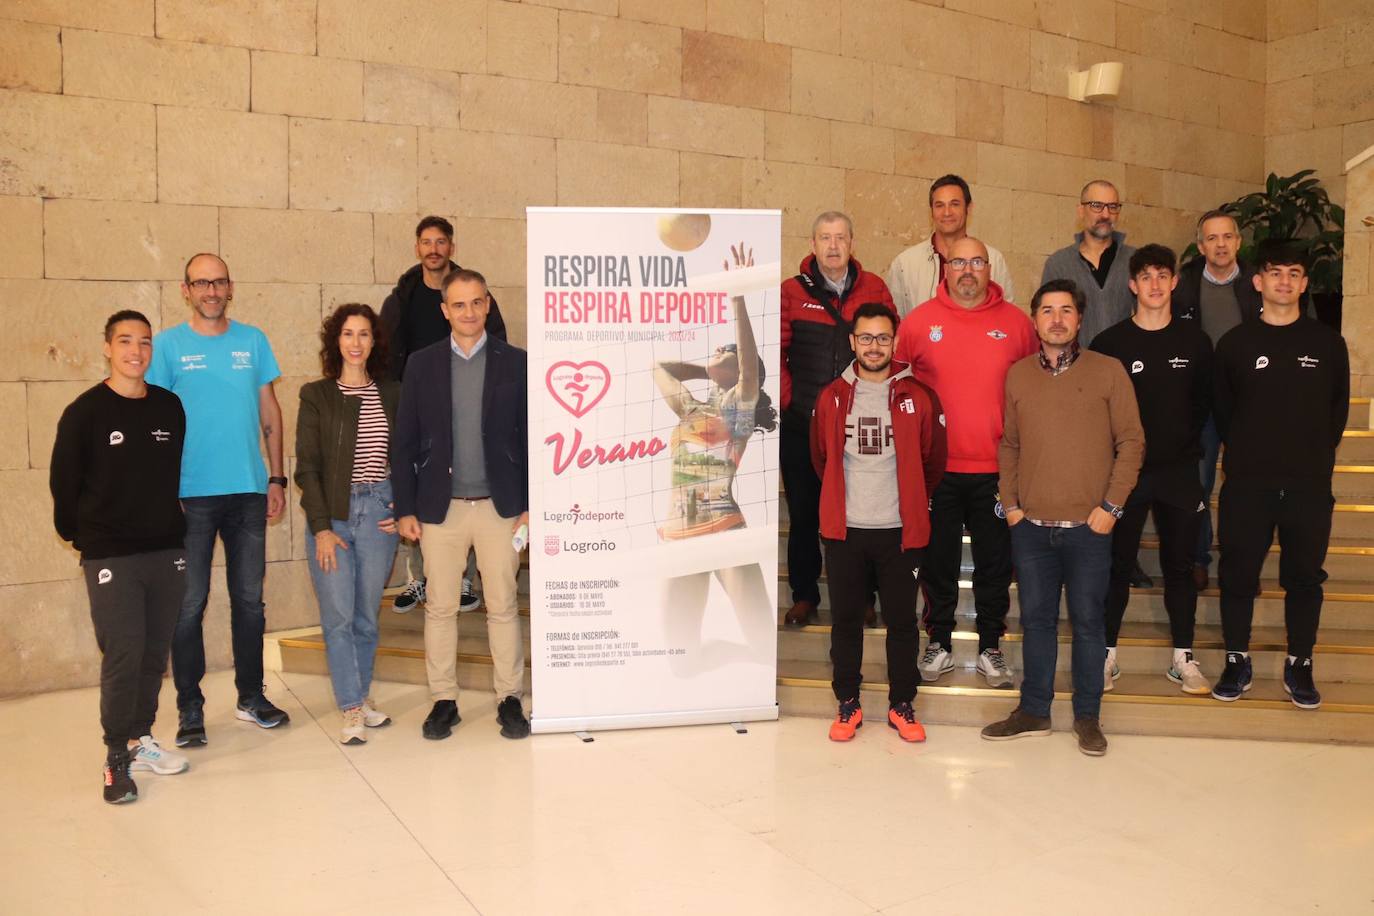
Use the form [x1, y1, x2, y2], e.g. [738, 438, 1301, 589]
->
[1182, 170, 1345, 327]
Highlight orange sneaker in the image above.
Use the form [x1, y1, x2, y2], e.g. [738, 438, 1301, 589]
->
[887, 702, 927, 742]
[828, 698, 863, 741]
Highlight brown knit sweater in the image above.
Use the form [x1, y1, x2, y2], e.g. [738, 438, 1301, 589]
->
[998, 349, 1145, 523]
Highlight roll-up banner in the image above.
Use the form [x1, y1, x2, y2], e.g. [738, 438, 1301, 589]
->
[526, 207, 782, 733]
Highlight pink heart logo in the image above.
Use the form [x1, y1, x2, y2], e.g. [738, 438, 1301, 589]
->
[546, 360, 611, 418]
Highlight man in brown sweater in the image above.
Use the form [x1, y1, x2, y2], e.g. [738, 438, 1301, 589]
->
[981, 278, 1144, 756]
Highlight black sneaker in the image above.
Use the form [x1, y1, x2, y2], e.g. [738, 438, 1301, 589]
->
[176, 705, 207, 747]
[1129, 561, 1153, 589]
[236, 695, 290, 729]
[422, 699, 460, 740]
[1211, 652, 1253, 702]
[1283, 657, 1322, 709]
[497, 696, 531, 739]
[103, 750, 138, 805]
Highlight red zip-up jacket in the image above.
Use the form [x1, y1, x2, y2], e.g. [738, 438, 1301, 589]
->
[810, 361, 947, 551]
[893, 281, 1036, 473]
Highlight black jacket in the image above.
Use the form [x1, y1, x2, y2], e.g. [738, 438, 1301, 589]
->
[390, 336, 528, 523]
[1171, 258, 1262, 324]
[379, 260, 507, 381]
[295, 377, 401, 534]
[1173, 257, 1314, 325]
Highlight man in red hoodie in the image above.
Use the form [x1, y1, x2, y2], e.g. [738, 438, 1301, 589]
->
[780, 211, 897, 626]
[895, 237, 1036, 687]
[812, 303, 947, 743]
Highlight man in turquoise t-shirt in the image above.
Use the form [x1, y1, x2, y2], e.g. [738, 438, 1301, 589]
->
[147, 253, 291, 747]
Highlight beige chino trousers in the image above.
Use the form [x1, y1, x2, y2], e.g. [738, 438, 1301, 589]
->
[420, 498, 524, 701]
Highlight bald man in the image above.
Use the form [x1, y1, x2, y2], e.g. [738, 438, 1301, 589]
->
[895, 237, 1036, 686]
[147, 253, 292, 748]
[1040, 180, 1138, 348]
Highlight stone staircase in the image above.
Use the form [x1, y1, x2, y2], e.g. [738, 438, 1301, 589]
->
[279, 397, 1374, 744]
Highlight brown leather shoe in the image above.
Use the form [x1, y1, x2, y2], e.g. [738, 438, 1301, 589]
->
[1192, 564, 1209, 591]
[1073, 716, 1108, 756]
[864, 605, 878, 628]
[981, 707, 1052, 741]
[784, 600, 817, 626]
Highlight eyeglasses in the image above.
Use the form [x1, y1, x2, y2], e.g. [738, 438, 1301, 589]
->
[187, 278, 231, 291]
[948, 257, 988, 270]
[854, 334, 894, 346]
[1080, 201, 1123, 214]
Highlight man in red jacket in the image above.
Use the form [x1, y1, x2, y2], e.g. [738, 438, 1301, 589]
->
[812, 303, 947, 743]
[895, 237, 1036, 687]
[781, 211, 897, 626]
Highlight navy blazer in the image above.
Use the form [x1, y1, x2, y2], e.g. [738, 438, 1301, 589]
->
[391, 335, 528, 523]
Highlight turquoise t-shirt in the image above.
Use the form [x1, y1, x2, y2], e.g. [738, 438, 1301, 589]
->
[147, 320, 281, 498]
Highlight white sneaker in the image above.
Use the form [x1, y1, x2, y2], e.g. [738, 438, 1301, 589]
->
[976, 648, 1014, 688]
[361, 698, 391, 728]
[1167, 651, 1211, 695]
[130, 735, 189, 775]
[340, 707, 367, 745]
[918, 642, 954, 681]
[1103, 649, 1120, 693]
[459, 576, 481, 613]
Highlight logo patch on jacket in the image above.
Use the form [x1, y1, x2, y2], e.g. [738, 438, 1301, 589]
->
[928, 325, 943, 342]
[1169, 357, 1189, 369]
[1130, 360, 1144, 374]
[1255, 356, 1269, 369]
[898, 398, 915, 414]
[1298, 355, 1319, 368]
[987, 329, 1008, 340]
[108, 431, 124, 446]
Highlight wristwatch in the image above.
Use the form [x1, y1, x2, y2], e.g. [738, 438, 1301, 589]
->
[268, 476, 288, 488]
[1100, 500, 1124, 520]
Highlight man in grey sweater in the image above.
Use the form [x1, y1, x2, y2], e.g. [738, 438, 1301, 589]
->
[1040, 180, 1137, 348]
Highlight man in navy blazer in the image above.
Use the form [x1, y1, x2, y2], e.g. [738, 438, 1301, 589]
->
[392, 268, 530, 740]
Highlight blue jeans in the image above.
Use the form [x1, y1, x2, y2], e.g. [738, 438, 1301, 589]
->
[173, 493, 268, 711]
[306, 481, 399, 711]
[1011, 522, 1111, 719]
[1196, 415, 1221, 568]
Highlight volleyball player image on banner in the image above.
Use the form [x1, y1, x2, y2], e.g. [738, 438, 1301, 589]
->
[654, 247, 777, 678]
[527, 207, 782, 734]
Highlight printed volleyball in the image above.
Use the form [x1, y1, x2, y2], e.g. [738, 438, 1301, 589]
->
[657, 213, 712, 251]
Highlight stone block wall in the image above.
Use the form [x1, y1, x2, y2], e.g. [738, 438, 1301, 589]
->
[0, 0, 1289, 696]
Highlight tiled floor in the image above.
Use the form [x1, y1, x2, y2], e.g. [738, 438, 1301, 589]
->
[4, 670, 1372, 915]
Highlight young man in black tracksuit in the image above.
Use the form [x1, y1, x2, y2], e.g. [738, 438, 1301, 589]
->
[50, 311, 191, 804]
[1091, 245, 1213, 695]
[1211, 241, 1349, 708]
[378, 215, 505, 614]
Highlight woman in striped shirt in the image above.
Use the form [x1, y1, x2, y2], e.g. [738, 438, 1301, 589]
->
[295, 304, 401, 745]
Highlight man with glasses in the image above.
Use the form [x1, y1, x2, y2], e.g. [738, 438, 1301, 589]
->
[1041, 180, 1136, 347]
[887, 174, 1015, 318]
[147, 253, 291, 746]
[812, 303, 946, 742]
[895, 237, 1035, 687]
[1042, 180, 1150, 589]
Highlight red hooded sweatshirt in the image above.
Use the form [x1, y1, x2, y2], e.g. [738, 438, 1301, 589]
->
[810, 360, 947, 551]
[893, 281, 1036, 474]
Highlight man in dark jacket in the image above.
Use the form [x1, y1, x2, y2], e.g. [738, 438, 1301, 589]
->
[380, 215, 506, 614]
[392, 268, 530, 741]
[780, 210, 896, 625]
